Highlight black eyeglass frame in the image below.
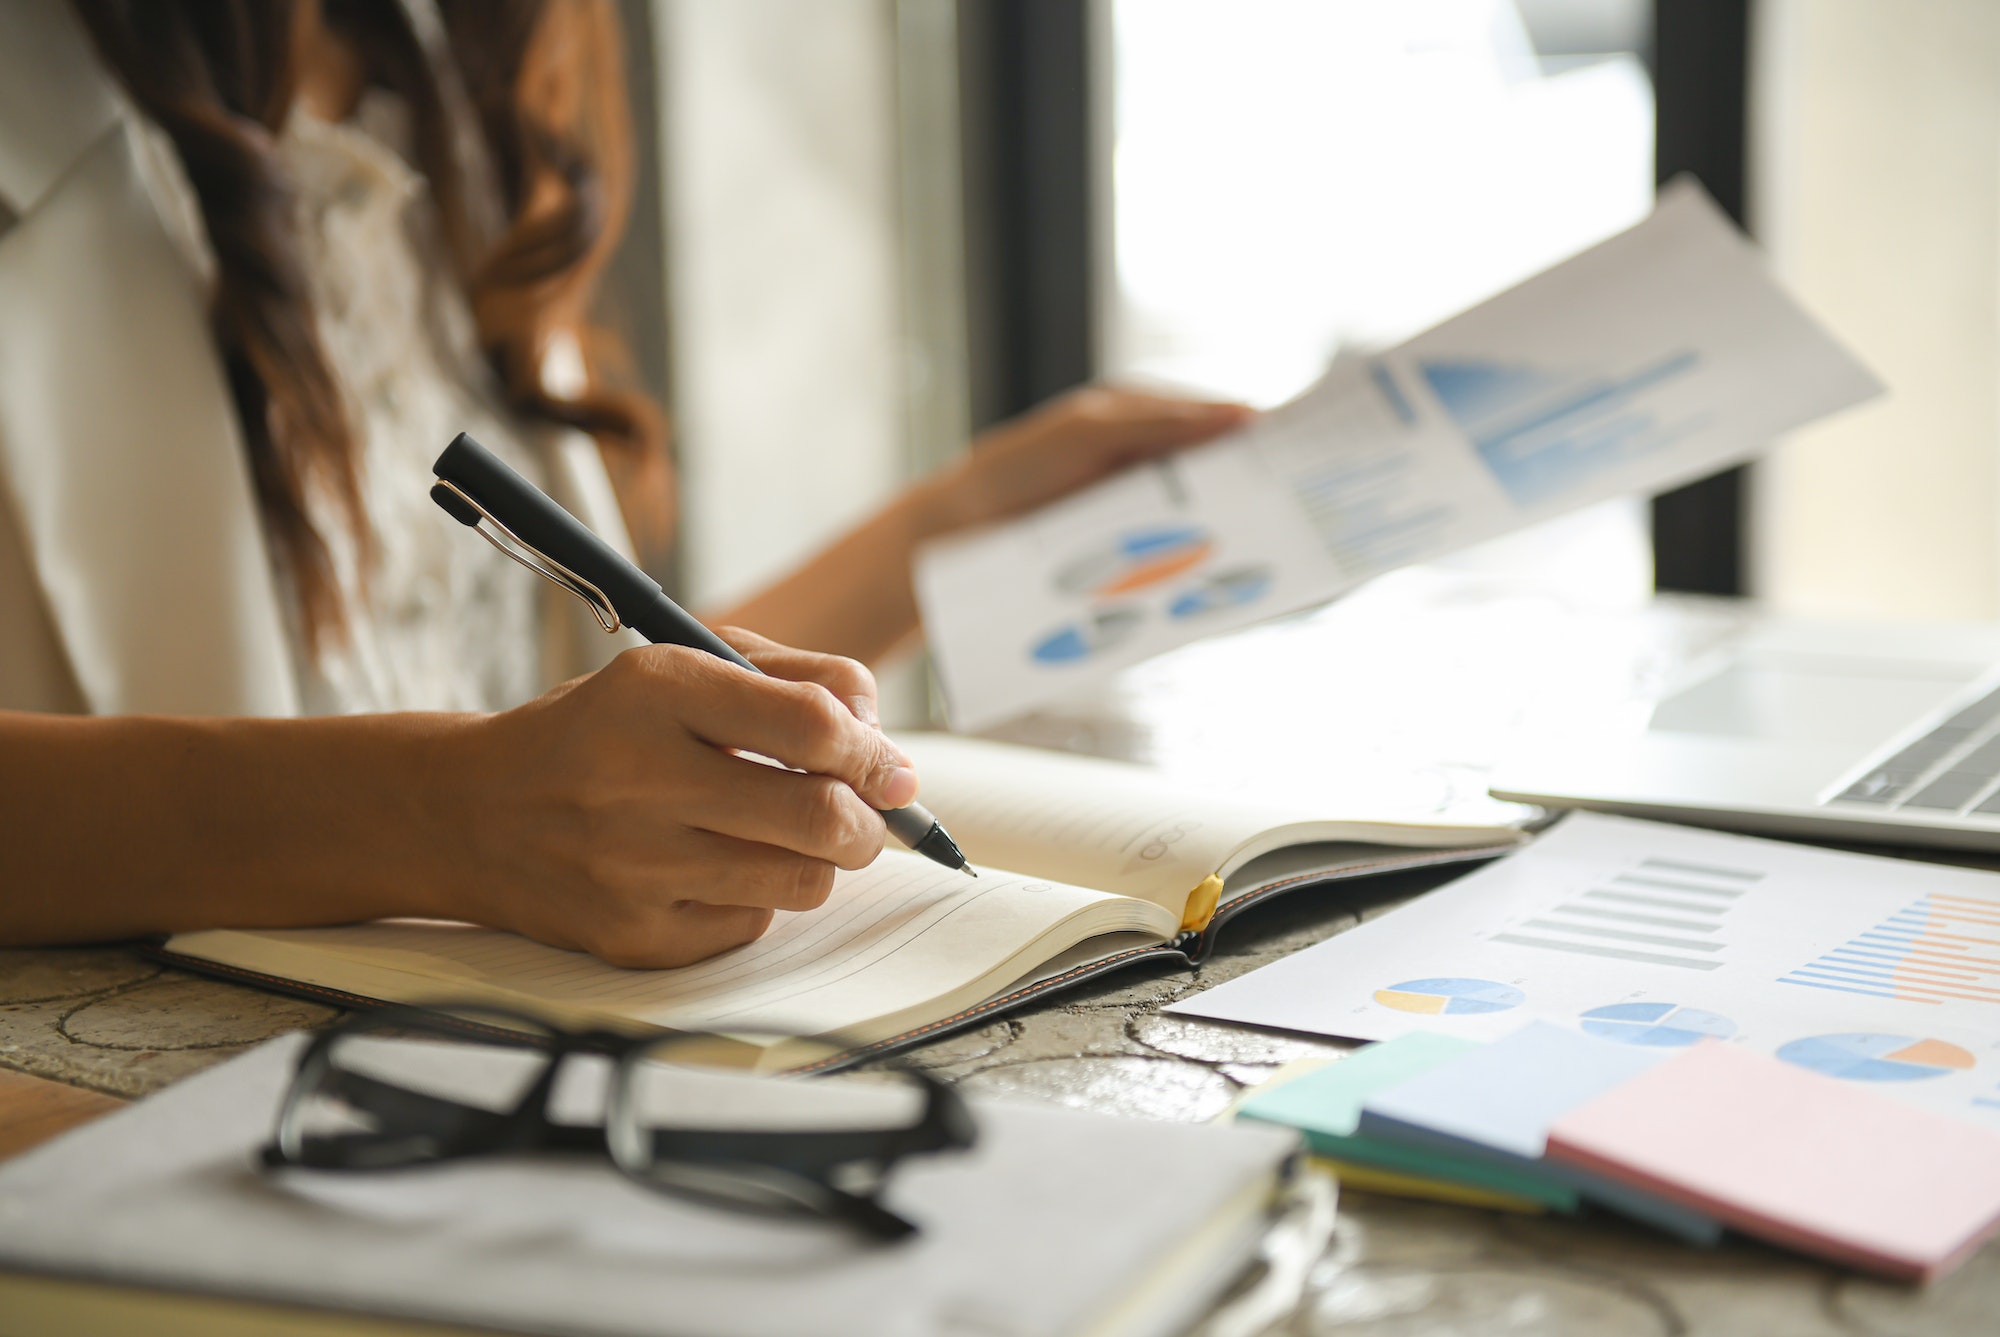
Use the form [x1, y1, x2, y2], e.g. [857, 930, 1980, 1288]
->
[258, 1003, 976, 1241]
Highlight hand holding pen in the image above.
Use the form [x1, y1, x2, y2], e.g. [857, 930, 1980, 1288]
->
[453, 628, 929, 967]
[426, 434, 973, 963]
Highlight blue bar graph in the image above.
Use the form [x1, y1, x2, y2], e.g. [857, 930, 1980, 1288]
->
[1419, 351, 1701, 506]
[1780, 893, 2000, 1006]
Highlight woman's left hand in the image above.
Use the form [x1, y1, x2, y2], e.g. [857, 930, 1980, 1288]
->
[706, 384, 1253, 663]
[922, 384, 1254, 535]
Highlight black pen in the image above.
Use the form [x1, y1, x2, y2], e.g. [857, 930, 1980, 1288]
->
[430, 432, 975, 877]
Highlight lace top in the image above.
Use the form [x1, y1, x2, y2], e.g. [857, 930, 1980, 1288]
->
[273, 96, 549, 715]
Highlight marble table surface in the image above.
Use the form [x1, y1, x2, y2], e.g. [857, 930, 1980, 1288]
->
[7, 567, 2000, 1334]
[7, 879, 1995, 1337]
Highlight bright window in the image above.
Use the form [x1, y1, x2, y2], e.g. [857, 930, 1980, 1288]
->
[1101, 0, 1657, 602]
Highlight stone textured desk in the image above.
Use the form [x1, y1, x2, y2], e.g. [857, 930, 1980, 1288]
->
[6, 575, 2000, 1333]
[5, 877, 1996, 1336]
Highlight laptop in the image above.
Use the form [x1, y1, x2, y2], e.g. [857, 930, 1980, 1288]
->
[1488, 616, 2000, 851]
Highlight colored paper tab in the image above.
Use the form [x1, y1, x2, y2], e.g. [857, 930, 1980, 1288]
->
[1548, 1041, 2000, 1281]
[1358, 1022, 1720, 1244]
[1235, 1034, 1579, 1211]
[1303, 1156, 1545, 1214]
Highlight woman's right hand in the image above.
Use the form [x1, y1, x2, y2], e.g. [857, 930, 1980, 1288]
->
[439, 630, 917, 969]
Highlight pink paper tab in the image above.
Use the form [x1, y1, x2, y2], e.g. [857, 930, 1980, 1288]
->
[1547, 1041, 2000, 1282]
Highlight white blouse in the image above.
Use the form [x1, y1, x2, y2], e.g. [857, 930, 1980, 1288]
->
[270, 95, 552, 715]
[0, 6, 646, 721]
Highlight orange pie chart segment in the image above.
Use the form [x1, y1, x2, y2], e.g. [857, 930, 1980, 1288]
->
[1373, 990, 1449, 1015]
[1888, 1038, 1976, 1070]
[1096, 543, 1213, 597]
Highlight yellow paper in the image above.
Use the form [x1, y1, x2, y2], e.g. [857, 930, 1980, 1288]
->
[1304, 1155, 1545, 1214]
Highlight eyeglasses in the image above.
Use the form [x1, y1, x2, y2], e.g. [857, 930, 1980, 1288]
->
[258, 1003, 976, 1241]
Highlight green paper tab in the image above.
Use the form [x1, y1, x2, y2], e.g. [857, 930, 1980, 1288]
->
[1237, 1034, 1580, 1211]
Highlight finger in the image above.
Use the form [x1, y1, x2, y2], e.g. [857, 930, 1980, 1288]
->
[593, 903, 775, 970]
[1095, 386, 1252, 421]
[1071, 388, 1255, 457]
[646, 828, 841, 912]
[674, 749, 889, 869]
[712, 626, 883, 728]
[660, 654, 918, 812]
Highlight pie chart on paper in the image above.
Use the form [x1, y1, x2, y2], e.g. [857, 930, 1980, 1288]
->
[1167, 565, 1275, 620]
[1373, 978, 1524, 1016]
[1776, 1033, 1977, 1082]
[1029, 606, 1146, 666]
[1579, 1002, 1737, 1047]
[1053, 525, 1214, 599]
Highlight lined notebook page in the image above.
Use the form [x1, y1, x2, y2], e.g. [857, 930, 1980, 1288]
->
[170, 852, 1176, 1042]
[900, 735, 1348, 909]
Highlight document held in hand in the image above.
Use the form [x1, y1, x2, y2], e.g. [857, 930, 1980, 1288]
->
[916, 180, 1882, 730]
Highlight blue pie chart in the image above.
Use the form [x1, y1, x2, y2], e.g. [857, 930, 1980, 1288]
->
[1776, 1033, 1976, 1082]
[1168, 565, 1274, 619]
[1580, 1002, 1736, 1047]
[1374, 977, 1524, 1016]
[1030, 606, 1144, 665]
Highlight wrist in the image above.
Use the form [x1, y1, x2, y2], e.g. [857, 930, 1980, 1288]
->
[903, 457, 988, 541]
[140, 713, 480, 931]
[380, 712, 494, 923]
[241, 711, 486, 925]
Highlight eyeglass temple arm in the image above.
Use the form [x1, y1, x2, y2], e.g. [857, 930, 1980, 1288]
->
[641, 1082, 974, 1173]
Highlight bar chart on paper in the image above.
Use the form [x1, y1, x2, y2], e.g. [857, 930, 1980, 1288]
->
[1415, 352, 1701, 507]
[1488, 852, 1756, 973]
[1780, 893, 2000, 1007]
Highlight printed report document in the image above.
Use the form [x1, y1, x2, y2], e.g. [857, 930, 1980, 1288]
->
[915, 180, 1882, 729]
[1174, 812, 2000, 1136]
[161, 735, 1520, 1066]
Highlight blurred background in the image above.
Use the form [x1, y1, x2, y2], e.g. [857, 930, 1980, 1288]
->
[610, 0, 2000, 703]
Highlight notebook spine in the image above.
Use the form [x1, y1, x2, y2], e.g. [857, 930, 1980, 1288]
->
[1177, 843, 1516, 965]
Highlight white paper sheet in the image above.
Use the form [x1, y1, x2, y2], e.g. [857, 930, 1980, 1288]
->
[1170, 813, 2000, 1133]
[916, 182, 1882, 730]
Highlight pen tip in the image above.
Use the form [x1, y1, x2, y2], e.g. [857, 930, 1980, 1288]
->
[963, 865, 980, 878]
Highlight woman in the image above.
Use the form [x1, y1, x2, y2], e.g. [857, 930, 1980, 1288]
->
[0, 0, 1248, 966]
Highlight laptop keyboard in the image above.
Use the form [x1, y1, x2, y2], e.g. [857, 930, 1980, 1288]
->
[1829, 682, 2000, 815]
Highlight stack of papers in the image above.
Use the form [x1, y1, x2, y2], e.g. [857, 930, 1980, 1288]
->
[1237, 1027, 2000, 1280]
[1204, 812, 2000, 1278]
[1175, 813, 2000, 1140]
[1230, 1033, 1576, 1214]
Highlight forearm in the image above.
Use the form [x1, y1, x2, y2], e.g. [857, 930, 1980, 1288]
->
[0, 710, 470, 945]
[705, 473, 967, 666]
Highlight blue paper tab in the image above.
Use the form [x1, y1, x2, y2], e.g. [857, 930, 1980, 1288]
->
[1359, 1022, 1721, 1244]
[1235, 1033, 1579, 1210]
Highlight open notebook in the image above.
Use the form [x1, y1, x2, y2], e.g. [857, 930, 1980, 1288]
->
[160, 735, 1521, 1067]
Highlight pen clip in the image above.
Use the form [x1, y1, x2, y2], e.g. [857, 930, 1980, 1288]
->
[429, 479, 622, 634]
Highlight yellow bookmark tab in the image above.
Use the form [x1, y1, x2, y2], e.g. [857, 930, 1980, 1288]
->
[1180, 874, 1224, 934]
[1304, 1156, 1546, 1215]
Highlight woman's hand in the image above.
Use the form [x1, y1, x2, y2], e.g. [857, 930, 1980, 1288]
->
[926, 384, 1254, 533]
[707, 384, 1254, 665]
[444, 628, 914, 969]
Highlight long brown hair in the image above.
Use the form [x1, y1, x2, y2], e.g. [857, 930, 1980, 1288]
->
[70, 0, 667, 650]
